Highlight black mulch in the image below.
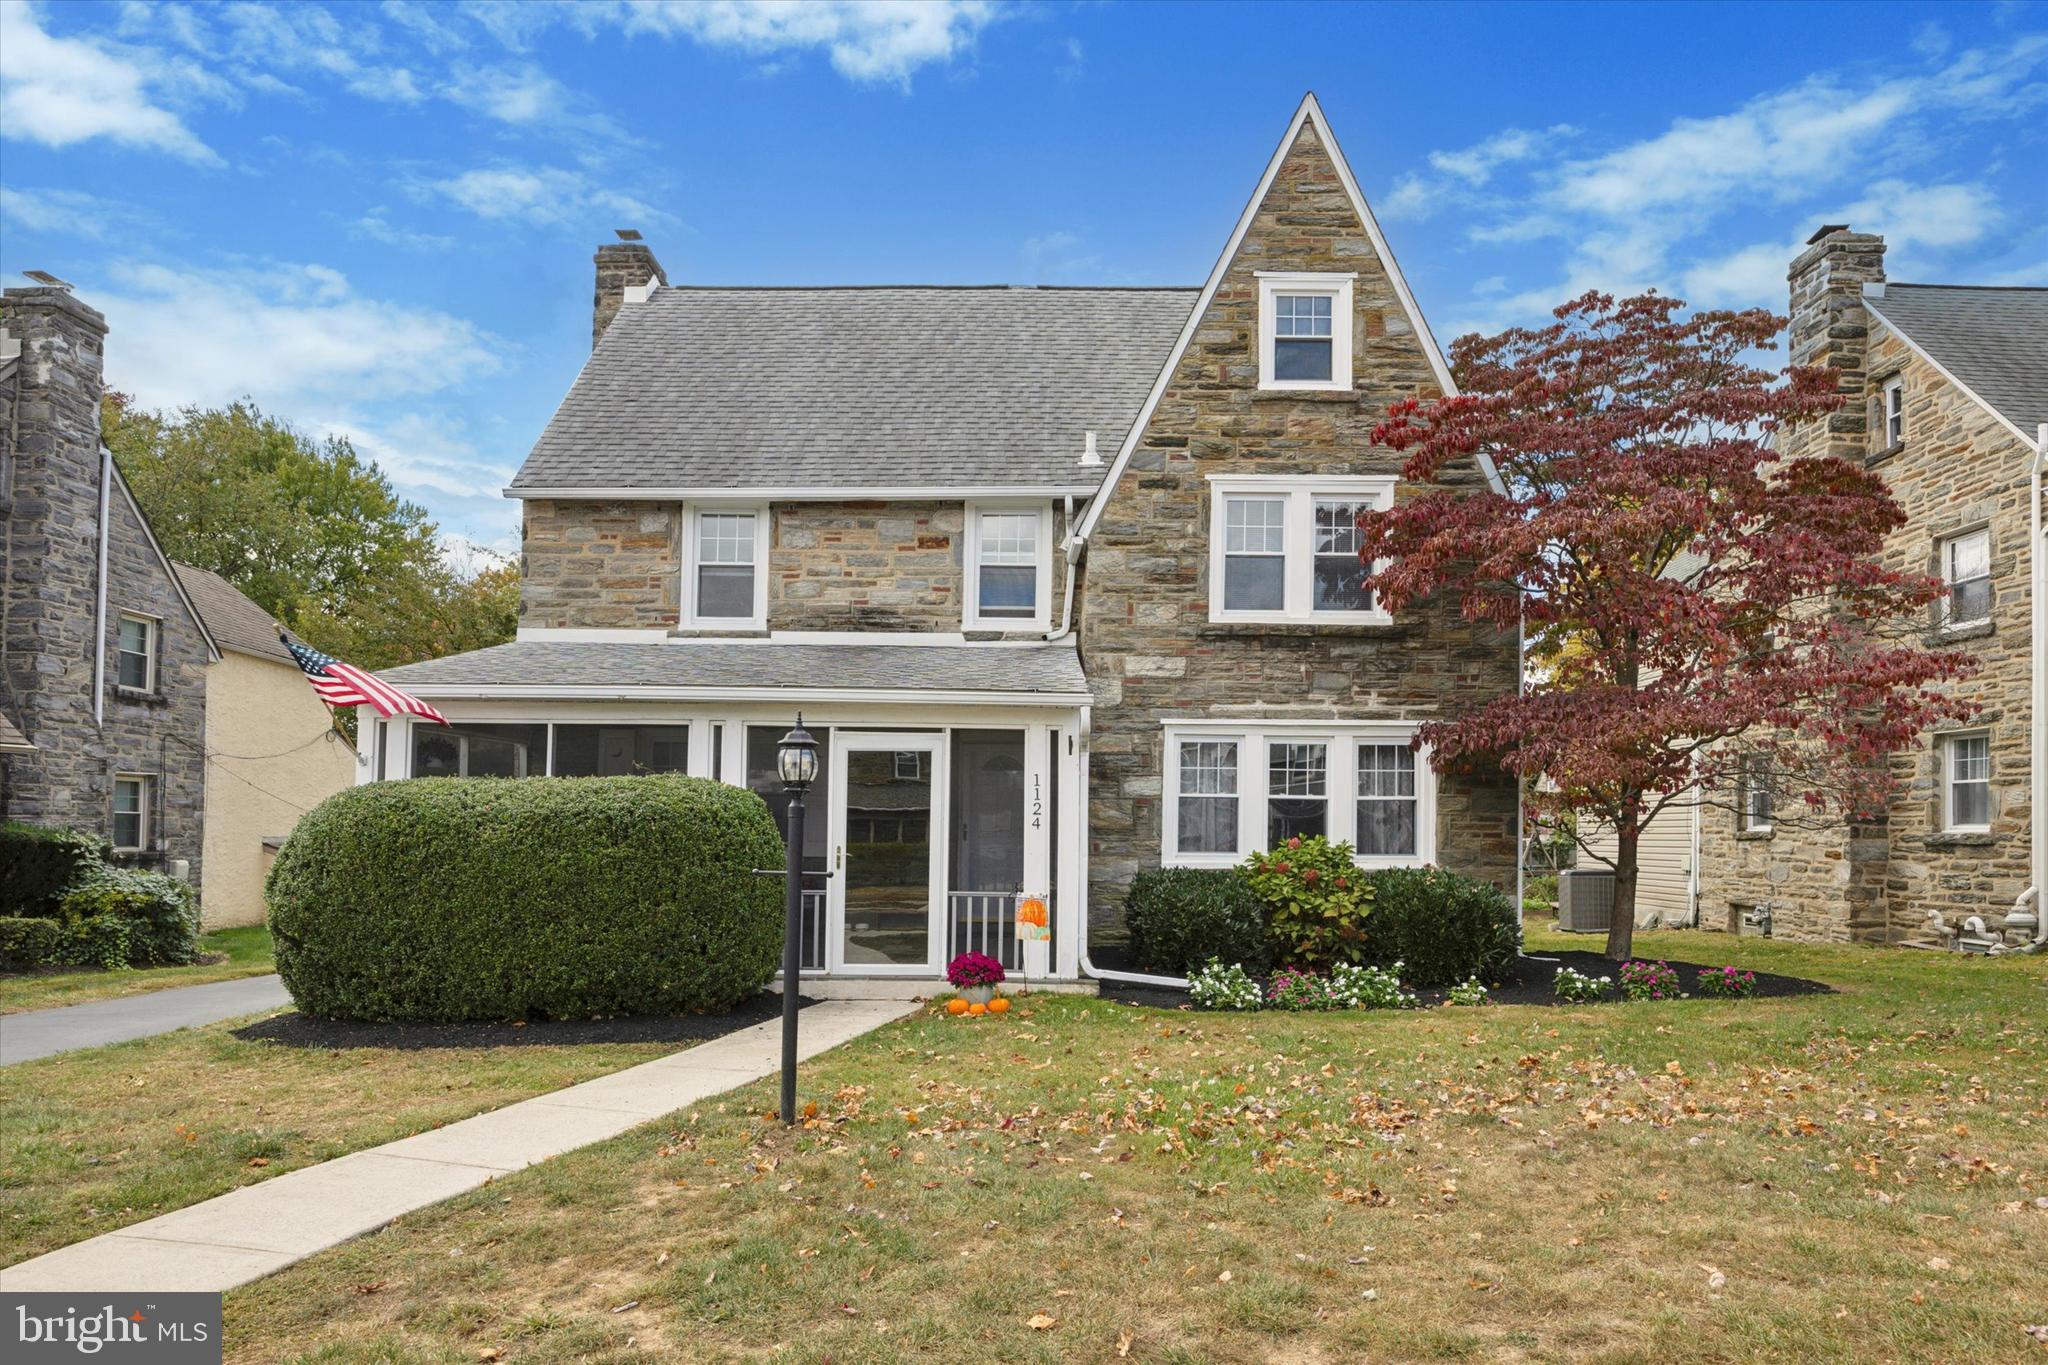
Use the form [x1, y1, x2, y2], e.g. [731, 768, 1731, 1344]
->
[1097, 951, 1830, 1011]
[231, 993, 816, 1051]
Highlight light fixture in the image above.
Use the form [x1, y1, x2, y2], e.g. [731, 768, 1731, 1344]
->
[777, 715, 819, 793]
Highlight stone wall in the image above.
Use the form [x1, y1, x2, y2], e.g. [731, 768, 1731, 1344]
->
[0, 287, 209, 890]
[520, 500, 679, 629]
[592, 241, 666, 349]
[1077, 120, 1520, 934]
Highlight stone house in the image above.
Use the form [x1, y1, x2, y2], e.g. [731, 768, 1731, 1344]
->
[0, 281, 218, 884]
[372, 94, 1522, 986]
[1692, 228, 2048, 946]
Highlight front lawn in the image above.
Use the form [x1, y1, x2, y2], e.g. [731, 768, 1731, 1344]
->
[0, 1014, 681, 1266]
[219, 931, 2046, 1363]
[0, 924, 276, 1015]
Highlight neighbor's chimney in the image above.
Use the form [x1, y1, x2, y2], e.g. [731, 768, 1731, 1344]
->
[1784, 224, 1886, 461]
[593, 229, 667, 349]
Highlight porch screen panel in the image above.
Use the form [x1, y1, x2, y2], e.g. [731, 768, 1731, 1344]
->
[949, 730, 1025, 968]
[412, 724, 546, 779]
[552, 725, 691, 777]
[746, 725, 831, 969]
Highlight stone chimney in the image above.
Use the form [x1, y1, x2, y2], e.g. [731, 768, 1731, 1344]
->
[1783, 225, 1886, 460]
[592, 231, 667, 348]
[1, 279, 109, 495]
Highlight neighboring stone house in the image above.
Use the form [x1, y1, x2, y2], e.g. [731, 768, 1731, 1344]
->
[1695, 228, 2048, 945]
[173, 564, 357, 927]
[0, 281, 218, 884]
[371, 95, 1522, 985]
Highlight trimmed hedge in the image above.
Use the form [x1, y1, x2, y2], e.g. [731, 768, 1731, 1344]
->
[1125, 867, 1271, 977]
[267, 775, 787, 1022]
[1357, 867, 1522, 988]
[1, 823, 109, 918]
[0, 916, 61, 967]
[62, 869, 202, 966]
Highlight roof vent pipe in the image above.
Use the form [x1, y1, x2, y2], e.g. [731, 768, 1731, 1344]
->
[1079, 430, 1101, 467]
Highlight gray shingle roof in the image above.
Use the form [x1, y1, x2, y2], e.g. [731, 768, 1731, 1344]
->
[173, 563, 294, 664]
[508, 286, 1198, 495]
[1866, 285, 2048, 439]
[380, 639, 1090, 699]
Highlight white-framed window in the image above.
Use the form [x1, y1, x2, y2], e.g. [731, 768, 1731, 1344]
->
[963, 502, 1053, 631]
[1881, 375, 1905, 447]
[1163, 722, 1435, 867]
[1257, 272, 1354, 391]
[1940, 528, 1991, 628]
[1738, 754, 1773, 834]
[1208, 475, 1395, 625]
[115, 612, 158, 692]
[681, 504, 767, 629]
[1942, 731, 1991, 832]
[894, 751, 924, 780]
[112, 773, 153, 851]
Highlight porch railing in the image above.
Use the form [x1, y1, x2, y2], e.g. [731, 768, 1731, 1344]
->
[948, 891, 1022, 971]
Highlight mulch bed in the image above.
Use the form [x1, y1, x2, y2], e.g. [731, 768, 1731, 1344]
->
[1097, 951, 1830, 1011]
[232, 992, 816, 1051]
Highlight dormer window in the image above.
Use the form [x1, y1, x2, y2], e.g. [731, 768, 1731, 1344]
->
[964, 503, 1052, 632]
[1882, 375, 1905, 447]
[683, 504, 767, 630]
[1257, 272, 1353, 392]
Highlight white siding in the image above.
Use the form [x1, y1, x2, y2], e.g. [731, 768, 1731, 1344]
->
[1583, 799, 1698, 927]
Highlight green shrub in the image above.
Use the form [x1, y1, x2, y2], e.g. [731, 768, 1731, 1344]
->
[267, 775, 787, 1022]
[62, 868, 202, 966]
[55, 915, 131, 970]
[1244, 836, 1375, 970]
[0, 823, 110, 918]
[0, 916, 61, 967]
[1124, 867, 1270, 976]
[1357, 867, 1521, 988]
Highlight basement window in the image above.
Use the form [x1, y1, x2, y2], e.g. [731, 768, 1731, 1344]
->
[1257, 272, 1354, 392]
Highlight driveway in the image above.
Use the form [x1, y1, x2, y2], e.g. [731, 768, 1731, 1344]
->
[0, 974, 292, 1066]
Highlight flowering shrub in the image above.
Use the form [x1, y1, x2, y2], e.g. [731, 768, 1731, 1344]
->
[1243, 835, 1374, 970]
[1267, 967, 1344, 1011]
[1618, 959, 1682, 1001]
[945, 951, 1006, 989]
[1188, 959, 1261, 1011]
[1552, 966, 1611, 1003]
[1329, 961, 1417, 1010]
[1446, 977, 1489, 1007]
[1694, 965, 1758, 999]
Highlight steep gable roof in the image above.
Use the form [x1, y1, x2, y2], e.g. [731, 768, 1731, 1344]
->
[1864, 284, 2048, 444]
[173, 562, 294, 664]
[109, 455, 219, 664]
[509, 285, 1197, 497]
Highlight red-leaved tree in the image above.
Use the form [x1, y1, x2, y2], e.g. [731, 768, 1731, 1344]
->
[1361, 291, 1974, 960]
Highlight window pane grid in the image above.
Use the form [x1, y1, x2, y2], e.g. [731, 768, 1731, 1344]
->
[697, 513, 756, 565]
[1267, 742, 1327, 796]
[1177, 739, 1240, 854]
[1274, 294, 1333, 337]
[1223, 498, 1286, 554]
[1948, 734, 1991, 828]
[978, 513, 1037, 565]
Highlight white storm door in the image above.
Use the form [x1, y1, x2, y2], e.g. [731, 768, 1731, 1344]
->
[827, 732, 947, 975]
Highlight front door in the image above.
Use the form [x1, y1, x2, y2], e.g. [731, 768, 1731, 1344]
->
[828, 732, 946, 975]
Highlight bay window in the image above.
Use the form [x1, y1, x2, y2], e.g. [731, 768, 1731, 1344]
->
[1209, 476, 1395, 624]
[1164, 723, 1433, 866]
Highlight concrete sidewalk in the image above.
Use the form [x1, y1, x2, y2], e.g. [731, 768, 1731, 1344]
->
[0, 997, 919, 1293]
[0, 975, 292, 1066]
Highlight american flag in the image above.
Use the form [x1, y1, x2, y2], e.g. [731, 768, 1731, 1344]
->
[282, 636, 447, 726]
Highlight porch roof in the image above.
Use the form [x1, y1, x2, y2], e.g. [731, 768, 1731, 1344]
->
[378, 639, 1092, 704]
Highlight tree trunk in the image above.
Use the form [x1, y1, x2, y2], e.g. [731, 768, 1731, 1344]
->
[1605, 806, 1640, 961]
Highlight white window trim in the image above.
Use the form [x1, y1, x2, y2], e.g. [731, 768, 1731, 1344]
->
[1161, 720, 1436, 868]
[1941, 730, 1992, 833]
[679, 501, 769, 631]
[115, 611, 159, 694]
[1881, 374, 1905, 447]
[1939, 526, 1992, 630]
[1738, 756, 1773, 835]
[962, 500, 1054, 633]
[112, 772, 153, 852]
[1257, 271, 1355, 392]
[1207, 474, 1395, 625]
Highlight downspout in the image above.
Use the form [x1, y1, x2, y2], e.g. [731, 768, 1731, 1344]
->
[2023, 422, 2048, 947]
[93, 443, 111, 726]
[1046, 493, 1080, 643]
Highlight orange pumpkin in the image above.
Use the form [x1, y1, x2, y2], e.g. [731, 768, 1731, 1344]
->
[988, 997, 1011, 1014]
[946, 998, 970, 1016]
[968, 1002, 987, 1016]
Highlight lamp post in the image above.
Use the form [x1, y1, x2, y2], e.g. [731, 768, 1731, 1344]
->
[775, 715, 819, 1126]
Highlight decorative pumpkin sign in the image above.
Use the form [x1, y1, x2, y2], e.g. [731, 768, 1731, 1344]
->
[1016, 894, 1051, 943]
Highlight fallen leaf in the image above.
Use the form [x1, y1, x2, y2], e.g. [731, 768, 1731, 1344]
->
[1116, 1329, 1133, 1357]
[1927, 1257, 1952, 1272]
[1027, 1313, 1057, 1331]
[247, 1157, 270, 1168]
[1216, 1270, 1233, 1283]
[477, 1350, 504, 1363]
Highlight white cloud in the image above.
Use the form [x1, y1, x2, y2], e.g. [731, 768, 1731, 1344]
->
[605, 0, 1001, 88]
[327, 411, 517, 503]
[443, 62, 567, 122]
[348, 209, 456, 251]
[426, 164, 659, 227]
[1428, 125, 1576, 185]
[0, 2, 220, 162]
[0, 186, 148, 240]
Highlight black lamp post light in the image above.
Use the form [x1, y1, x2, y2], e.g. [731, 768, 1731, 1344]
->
[774, 716, 820, 1127]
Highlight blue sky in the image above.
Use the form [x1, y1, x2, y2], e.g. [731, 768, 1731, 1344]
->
[3, 1, 2044, 557]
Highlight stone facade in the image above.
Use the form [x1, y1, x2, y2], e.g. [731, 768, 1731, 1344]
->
[1695, 230, 2036, 944]
[0, 286, 210, 888]
[1077, 120, 1520, 933]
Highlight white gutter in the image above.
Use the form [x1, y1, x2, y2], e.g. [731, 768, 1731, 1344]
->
[93, 443, 111, 725]
[1047, 494, 1082, 643]
[507, 483, 1105, 501]
[2027, 422, 2047, 946]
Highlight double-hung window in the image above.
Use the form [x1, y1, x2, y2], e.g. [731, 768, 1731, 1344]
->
[1881, 375, 1905, 447]
[112, 774, 152, 851]
[1209, 476, 1395, 624]
[1738, 754, 1773, 834]
[964, 503, 1052, 631]
[1165, 724, 1434, 866]
[1942, 732, 1991, 832]
[115, 613, 157, 692]
[1940, 528, 1991, 628]
[1257, 272, 1353, 391]
[684, 505, 766, 629]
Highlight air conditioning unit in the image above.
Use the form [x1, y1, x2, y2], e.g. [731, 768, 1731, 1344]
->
[1557, 869, 1615, 933]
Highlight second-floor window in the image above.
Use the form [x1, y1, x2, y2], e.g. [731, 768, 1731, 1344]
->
[964, 503, 1052, 631]
[685, 506, 766, 629]
[1881, 375, 1905, 447]
[1257, 272, 1354, 391]
[1940, 528, 1991, 628]
[116, 613, 157, 692]
[1208, 476, 1395, 625]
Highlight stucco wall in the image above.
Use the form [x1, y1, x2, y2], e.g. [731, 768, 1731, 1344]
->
[199, 649, 356, 927]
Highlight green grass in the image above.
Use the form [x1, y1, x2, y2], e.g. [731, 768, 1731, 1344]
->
[0, 1012, 681, 1266]
[0, 924, 277, 1015]
[219, 931, 2048, 1363]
